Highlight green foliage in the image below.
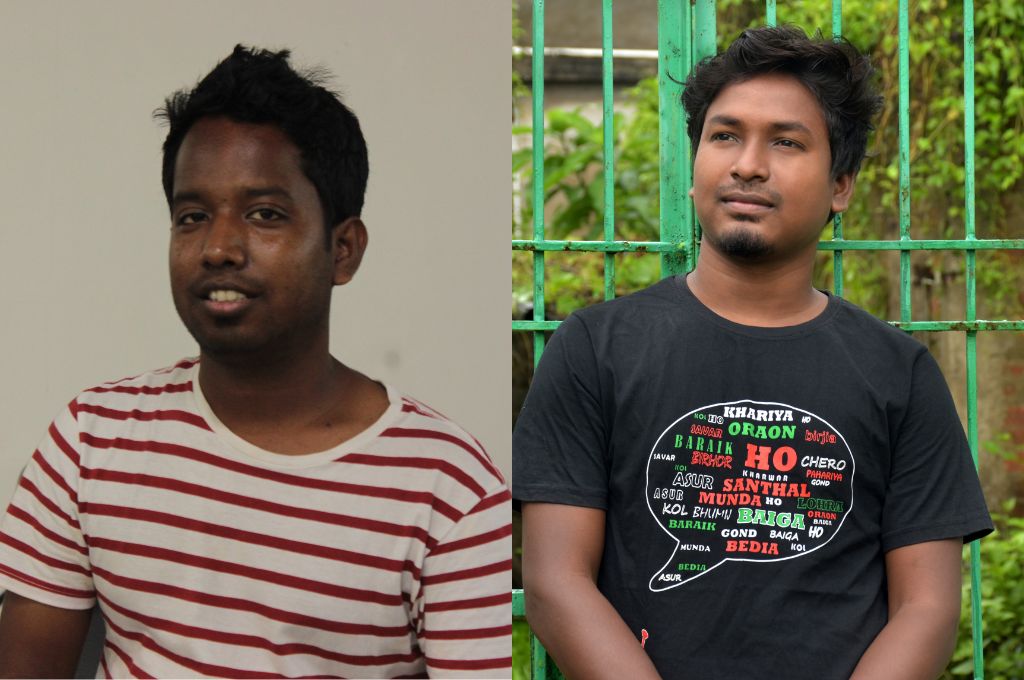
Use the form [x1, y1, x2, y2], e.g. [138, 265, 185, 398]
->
[513, 79, 663, 316]
[513, 0, 1024, 320]
[514, 79, 661, 242]
[942, 504, 1024, 679]
[513, 620, 530, 680]
[513, 3, 529, 102]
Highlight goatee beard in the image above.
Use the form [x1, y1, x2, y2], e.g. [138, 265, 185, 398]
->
[706, 225, 773, 259]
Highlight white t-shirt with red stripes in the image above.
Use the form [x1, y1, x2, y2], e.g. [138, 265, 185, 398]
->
[0, 359, 512, 678]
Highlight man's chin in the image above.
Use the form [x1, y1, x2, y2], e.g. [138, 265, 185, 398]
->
[183, 324, 269, 361]
[707, 228, 773, 260]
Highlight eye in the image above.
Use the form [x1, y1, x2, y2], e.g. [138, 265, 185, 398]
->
[775, 138, 804, 149]
[249, 208, 285, 221]
[176, 211, 207, 226]
[709, 132, 736, 142]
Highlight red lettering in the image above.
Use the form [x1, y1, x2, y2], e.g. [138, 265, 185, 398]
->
[690, 451, 733, 469]
[689, 424, 723, 439]
[745, 444, 797, 472]
[725, 540, 780, 555]
[744, 443, 771, 470]
[774, 446, 797, 471]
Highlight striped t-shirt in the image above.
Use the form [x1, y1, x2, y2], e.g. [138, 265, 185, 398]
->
[0, 359, 512, 678]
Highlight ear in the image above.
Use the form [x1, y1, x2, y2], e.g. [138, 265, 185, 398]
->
[830, 173, 856, 214]
[330, 217, 368, 286]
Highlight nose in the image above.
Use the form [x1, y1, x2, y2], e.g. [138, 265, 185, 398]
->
[730, 141, 769, 183]
[201, 215, 247, 269]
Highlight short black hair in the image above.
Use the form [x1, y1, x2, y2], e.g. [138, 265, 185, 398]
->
[156, 45, 368, 229]
[683, 25, 883, 179]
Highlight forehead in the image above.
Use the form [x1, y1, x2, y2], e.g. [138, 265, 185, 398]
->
[706, 72, 827, 137]
[173, 117, 306, 193]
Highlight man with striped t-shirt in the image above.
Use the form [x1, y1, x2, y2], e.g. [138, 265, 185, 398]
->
[0, 46, 511, 678]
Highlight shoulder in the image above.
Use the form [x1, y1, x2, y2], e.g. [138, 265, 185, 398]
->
[382, 391, 508, 500]
[550, 278, 683, 354]
[829, 297, 928, 359]
[571, 276, 682, 328]
[70, 357, 202, 425]
[77, 358, 198, 399]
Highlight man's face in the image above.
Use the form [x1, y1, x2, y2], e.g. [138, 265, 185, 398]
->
[691, 72, 854, 262]
[168, 116, 337, 359]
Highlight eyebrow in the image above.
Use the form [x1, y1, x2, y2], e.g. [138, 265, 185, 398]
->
[171, 186, 295, 206]
[707, 115, 813, 136]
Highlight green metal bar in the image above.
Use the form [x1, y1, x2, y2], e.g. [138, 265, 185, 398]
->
[694, 1, 717, 64]
[765, 0, 776, 27]
[898, 0, 911, 322]
[517, 319, 1024, 333]
[889, 321, 1024, 331]
[963, 0, 984, 676]
[831, 0, 843, 297]
[816, 239, 1024, 250]
[513, 238, 1024, 252]
[692, 1, 716, 269]
[967, 332, 984, 676]
[513, 589, 525, 617]
[514, 240, 677, 252]
[967, 337, 983, 680]
[603, 0, 616, 301]
[531, 634, 550, 679]
[657, 0, 689, 277]
[532, 0, 546, 367]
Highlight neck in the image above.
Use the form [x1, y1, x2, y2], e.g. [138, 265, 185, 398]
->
[197, 335, 341, 427]
[687, 245, 826, 327]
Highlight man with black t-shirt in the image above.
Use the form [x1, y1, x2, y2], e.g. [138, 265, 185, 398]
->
[513, 26, 992, 680]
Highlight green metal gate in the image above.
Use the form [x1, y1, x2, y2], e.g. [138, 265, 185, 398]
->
[513, 1, 1024, 678]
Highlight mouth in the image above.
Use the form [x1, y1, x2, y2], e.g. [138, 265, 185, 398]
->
[195, 284, 259, 316]
[720, 192, 775, 216]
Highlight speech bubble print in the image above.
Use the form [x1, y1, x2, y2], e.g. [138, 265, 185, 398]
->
[646, 400, 854, 591]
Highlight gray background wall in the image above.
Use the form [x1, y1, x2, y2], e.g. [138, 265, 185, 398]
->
[0, 0, 510, 497]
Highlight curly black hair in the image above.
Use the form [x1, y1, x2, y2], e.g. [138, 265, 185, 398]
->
[156, 45, 368, 230]
[683, 25, 883, 179]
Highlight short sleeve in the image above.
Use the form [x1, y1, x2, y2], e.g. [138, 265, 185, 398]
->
[416, 484, 512, 678]
[512, 314, 611, 509]
[880, 351, 994, 552]
[0, 400, 95, 609]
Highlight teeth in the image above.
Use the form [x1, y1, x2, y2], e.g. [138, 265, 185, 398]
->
[208, 290, 247, 302]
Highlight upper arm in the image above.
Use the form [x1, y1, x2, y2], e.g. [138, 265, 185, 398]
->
[513, 316, 611, 510]
[0, 402, 96, 609]
[0, 591, 92, 678]
[885, 538, 962, 623]
[522, 502, 606, 588]
[881, 352, 992, 550]
[420, 487, 513, 679]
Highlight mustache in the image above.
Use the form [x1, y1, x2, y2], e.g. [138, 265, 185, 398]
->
[713, 185, 782, 206]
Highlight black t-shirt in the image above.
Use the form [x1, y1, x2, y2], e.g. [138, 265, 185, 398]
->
[513, 276, 993, 680]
